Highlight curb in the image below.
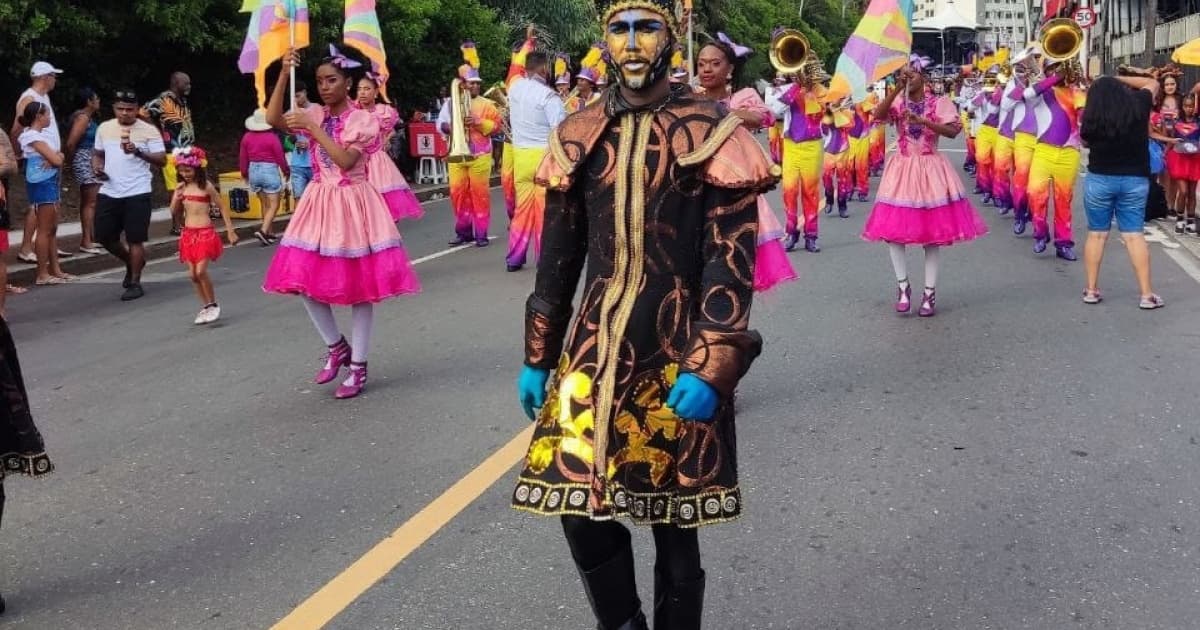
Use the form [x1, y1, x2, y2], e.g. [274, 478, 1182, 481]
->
[6, 175, 499, 285]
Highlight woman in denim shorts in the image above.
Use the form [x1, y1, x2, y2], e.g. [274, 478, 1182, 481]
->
[17, 101, 72, 286]
[240, 110, 290, 245]
[1079, 75, 1165, 309]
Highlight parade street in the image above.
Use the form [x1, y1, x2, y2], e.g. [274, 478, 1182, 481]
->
[2, 140, 1199, 630]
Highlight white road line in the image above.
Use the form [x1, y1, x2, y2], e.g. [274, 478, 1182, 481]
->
[1164, 247, 1200, 285]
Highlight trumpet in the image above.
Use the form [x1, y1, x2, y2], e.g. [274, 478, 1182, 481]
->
[446, 78, 474, 163]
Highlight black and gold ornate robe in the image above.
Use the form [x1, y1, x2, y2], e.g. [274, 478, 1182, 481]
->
[1, 319, 53, 522]
[511, 87, 778, 528]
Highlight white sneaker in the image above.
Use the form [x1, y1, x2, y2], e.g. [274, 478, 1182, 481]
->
[204, 305, 221, 323]
[194, 307, 211, 325]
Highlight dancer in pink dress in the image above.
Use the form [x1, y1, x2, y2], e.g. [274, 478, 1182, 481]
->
[696, 33, 797, 292]
[263, 45, 421, 399]
[356, 75, 423, 222]
[862, 56, 988, 317]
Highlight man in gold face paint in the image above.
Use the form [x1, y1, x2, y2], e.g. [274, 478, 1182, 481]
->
[510, 1, 779, 628]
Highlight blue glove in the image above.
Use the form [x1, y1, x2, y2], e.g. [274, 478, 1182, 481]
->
[517, 366, 551, 420]
[665, 373, 719, 422]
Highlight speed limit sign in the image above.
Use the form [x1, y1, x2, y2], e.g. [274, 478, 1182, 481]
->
[1074, 7, 1097, 29]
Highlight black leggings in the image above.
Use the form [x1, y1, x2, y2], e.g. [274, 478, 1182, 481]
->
[561, 515, 702, 583]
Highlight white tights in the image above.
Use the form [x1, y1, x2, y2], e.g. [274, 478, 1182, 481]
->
[887, 243, 940, 291]
[302, 298, 375, 364]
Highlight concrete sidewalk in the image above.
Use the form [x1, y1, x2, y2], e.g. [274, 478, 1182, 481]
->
[4, 176, 466, 284]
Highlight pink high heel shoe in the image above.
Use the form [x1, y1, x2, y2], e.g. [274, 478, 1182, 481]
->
[335, 362, 368, 399]
[316, 338, 352, 385]
[895, 281, 912, 314]
[918, 288, 937, 317]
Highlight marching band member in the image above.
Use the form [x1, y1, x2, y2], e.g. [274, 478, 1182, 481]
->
[765, 74, 789, 166]
[974, 65, 1001, 205]
[505, 47, 567, 271]
[868, 80, 888, 176]
[554, 54, 572, 98]
[500, 30, 538, 221]
[992, 69, 1017, 214]
[821, 98, 853, 218]
[437, 42, 502, 247]
[564, 44, 605, 113]
[773, 32, 829, 253]
[1009, 46, 1042, 235]
[1025, 58, 1086, 260]
[846, 97, 872, 202]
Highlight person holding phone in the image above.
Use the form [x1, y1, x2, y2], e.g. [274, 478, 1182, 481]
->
[17, 101, 71, 286]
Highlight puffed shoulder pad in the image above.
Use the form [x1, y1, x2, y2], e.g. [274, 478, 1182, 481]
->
[536, 104, 610, 191]
[678, 114, 781, 192]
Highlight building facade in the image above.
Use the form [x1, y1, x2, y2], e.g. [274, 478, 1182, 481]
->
[912, 0, 1032, 50]
[1098, 0, 1200, 72]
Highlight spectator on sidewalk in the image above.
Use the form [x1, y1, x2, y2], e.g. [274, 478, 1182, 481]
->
[239, 109, 289, 245]
[66, 87, 105, 255]
[0, 131, 26, 305]
[93, 89, 166, 302]
[140, 72, 194, 235]
[1080, 75, 1163, 309]
[18, 101, 71, 287]
[10, 61, 71, 266]
[287, 81, 320, 201]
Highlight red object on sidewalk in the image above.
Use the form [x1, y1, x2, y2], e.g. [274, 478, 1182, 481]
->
[408, 123, 447, 159]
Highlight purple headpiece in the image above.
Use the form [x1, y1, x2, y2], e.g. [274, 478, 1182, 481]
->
[327, 44, 364, 69]
[716, 32, 752, 59]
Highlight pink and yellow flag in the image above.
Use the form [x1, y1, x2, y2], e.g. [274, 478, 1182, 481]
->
[344, 0, 390, 102]
[826, 0, 914, 103]
[239, 0, 310, 107]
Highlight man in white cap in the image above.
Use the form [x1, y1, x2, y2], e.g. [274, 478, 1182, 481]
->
[10, 61, 68, 265]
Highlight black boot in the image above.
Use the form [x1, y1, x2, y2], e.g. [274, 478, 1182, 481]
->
[653, 569, 706, 630]
[577, 545, 647, 630]
[1, 591, 6, 614]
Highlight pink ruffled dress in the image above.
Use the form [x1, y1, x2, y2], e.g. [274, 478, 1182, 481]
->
[362, 104, 423, 221]
[263, 107, 421, 305]
[725, 88, 798, 292]
[862, 93, 988, 246]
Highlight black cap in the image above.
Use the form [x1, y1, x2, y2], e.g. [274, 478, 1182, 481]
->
[114, 89, 138, 104]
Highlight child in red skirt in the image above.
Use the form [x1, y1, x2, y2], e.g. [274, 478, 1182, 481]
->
[170, 147, 238, 324]
[1165, 94, 1200, 235]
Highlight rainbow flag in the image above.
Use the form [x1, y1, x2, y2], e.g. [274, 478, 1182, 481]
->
[826, 0, 914, 103]
[344, 0, 389, 101]
[239, 0, 310, 107]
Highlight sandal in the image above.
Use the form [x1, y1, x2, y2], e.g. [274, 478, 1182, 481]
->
[53, 273, 77, 282]
[5, 284, 28, 295]
[1082, 289, 1102, 304]
[16, 252, 36, 264]
[35, 276, 66, 286]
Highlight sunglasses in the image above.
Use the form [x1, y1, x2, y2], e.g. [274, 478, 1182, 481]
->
[114, 90, 137, 102]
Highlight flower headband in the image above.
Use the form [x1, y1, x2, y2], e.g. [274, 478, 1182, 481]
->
[327, 44, 363, 69]
[173, 146, 208, 169]
[716, 32, 752, 59]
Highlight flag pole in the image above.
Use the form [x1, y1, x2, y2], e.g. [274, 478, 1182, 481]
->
[289, 2, 297, 111]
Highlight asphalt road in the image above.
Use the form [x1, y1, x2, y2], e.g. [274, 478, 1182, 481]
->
[2, 138, 1199, 630]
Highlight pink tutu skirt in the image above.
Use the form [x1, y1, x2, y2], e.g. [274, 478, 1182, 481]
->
[365, 150, 424, 222]
[753, 195, 798, 292]
[263, 180, 421, 305]
[862, 152, 988, 246]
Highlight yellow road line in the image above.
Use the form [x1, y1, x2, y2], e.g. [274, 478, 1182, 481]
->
[271, 424, 535, 630]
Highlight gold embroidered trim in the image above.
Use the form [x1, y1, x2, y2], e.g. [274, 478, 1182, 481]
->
[548, 131, 574, 174]
[512, 477, 743, 529]
[677, 114, 744, 167]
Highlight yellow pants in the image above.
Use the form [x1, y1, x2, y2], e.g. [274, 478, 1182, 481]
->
[506, 146, 547, 267]
[975, 125, 998, 194]
[781, 138, 823, 237]
[449, 155, 494, 241]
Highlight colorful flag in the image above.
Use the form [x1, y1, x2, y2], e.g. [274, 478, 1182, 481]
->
[239, 0, 310, 107]
[825, 0, 915, 103]
[344, 0, 390, 101]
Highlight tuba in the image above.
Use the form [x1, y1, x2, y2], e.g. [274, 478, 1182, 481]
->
[770, 29, 811, 76]
[1040, 18, 1083, 63]
[446, 78, 475, 163]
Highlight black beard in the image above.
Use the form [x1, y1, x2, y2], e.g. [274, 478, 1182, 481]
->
[607, 40, 675, 92]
